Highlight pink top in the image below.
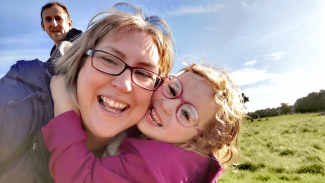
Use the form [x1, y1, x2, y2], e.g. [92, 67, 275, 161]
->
[42, 111, 222, 183]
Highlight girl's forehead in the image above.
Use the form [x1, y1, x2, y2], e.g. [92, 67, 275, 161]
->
[190, 72, 204, 81]
[179, 72, 210, 88]
[178, 72, 214, 99]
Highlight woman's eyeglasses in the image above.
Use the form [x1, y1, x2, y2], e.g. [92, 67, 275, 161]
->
[84, 49, 163, 91]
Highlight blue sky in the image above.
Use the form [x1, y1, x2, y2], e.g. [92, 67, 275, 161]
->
[1, 0, 324, 112]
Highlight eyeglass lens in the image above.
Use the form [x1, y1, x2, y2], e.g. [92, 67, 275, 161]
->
[162, 77, 199, 127]
[92, 51, 160, 90]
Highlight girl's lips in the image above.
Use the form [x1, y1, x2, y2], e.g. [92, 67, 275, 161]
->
[145, 109, 161, 127]
[148, 107, 162, 126]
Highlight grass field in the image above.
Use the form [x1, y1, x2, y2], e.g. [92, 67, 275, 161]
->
[218, 113, 325, 183]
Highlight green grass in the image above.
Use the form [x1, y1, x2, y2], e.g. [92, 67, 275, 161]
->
[218, 113, 325, 182]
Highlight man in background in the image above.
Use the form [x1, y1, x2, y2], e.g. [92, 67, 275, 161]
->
[41, 1, 82, 56]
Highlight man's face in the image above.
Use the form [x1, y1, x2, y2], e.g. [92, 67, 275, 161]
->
[41, 5, 72, 45]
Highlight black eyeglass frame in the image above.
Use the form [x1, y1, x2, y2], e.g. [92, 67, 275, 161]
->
[84, 49, 164, 91]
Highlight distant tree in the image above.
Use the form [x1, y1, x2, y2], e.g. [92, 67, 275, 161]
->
[249, 112, 260, 119]
[280, 103, 291, 115]
[254, 107, 280, 118]
[294, 89, 325, 113]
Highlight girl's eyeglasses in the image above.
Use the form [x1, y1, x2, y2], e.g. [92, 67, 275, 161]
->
[162, 75, 200, 132]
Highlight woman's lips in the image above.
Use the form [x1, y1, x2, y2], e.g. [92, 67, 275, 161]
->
[99, 95, 129, 114]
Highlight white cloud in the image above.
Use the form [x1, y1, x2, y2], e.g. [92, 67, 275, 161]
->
[0, 32, 48, 44]
[244, 59, 257, 66]
[204, 27, 218, 31]
[230, 67, 277, 86]
[241, 1, 261, 11]
[261, 51, 284, 60]
[168, 3, 225, 15]
[240, 66, 325, 111]
[235, 35, 249, 40]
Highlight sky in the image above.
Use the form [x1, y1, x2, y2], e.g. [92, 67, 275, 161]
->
[0, 0, 324, 112]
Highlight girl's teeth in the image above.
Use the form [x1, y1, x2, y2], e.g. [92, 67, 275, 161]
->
[149, 108, 162, 126]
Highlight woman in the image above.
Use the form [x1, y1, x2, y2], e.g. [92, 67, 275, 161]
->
[0, 3, 173, 182]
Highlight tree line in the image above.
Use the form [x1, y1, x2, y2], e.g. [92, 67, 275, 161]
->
[248, 89, 325, 119]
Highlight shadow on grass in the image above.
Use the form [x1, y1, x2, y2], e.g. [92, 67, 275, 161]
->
[278, 175, 290, 181]
[237, 162, 265, 172]
[279, 149, 296, 156]
[269, 167, 285, 173]
[255, 174, 271, 181]
[296, 164, 325, 175]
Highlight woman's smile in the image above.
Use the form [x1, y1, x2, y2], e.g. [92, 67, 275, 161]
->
[99, 95, 129, 113]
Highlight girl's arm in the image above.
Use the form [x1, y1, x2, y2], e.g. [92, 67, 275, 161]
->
[46, 76, 156, 182]
[42, 111, 157, 183]
[50, 75, 79, 117]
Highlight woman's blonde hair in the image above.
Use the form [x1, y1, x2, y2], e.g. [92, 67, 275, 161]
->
[55, 2, 174, 103]
[175, 62, 244, 171]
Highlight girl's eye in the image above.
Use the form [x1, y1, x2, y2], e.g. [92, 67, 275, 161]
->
[168, 85, 177, 97]
[181, 109, 190, 121]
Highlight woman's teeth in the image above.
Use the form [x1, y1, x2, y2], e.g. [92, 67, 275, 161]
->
[149, 108, 162, 126]
[100, 95, 128, 113]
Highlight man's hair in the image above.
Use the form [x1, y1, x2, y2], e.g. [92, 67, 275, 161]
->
[41, 1, 70, 21]
[175, 62, 244, 172]
[55, 2, 174, 105]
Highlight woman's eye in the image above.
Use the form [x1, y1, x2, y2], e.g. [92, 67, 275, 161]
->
[102, 58, 118, 65]
[135, 71, 152, 79]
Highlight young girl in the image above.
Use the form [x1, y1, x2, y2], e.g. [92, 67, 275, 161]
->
[42, 63, 243, 183]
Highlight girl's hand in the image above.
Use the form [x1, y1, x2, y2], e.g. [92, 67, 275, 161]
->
[50, 75, 80, 117]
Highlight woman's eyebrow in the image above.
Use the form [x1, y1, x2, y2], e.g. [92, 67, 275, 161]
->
[100, 45, 157, 70]
[136, 61, 156, 70]
[100, 45, 125, 58]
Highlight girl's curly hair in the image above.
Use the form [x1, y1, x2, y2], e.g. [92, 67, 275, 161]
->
[175, 62, 244, 171]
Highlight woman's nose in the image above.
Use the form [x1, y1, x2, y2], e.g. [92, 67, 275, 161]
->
[111, 69, 132, 93]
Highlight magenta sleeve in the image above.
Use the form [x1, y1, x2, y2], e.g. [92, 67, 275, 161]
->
[41, 111, 156, 183]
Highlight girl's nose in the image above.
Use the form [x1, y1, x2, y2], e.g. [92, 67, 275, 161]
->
[111, 69, 132, 93]
[161, 97, 180, 116]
